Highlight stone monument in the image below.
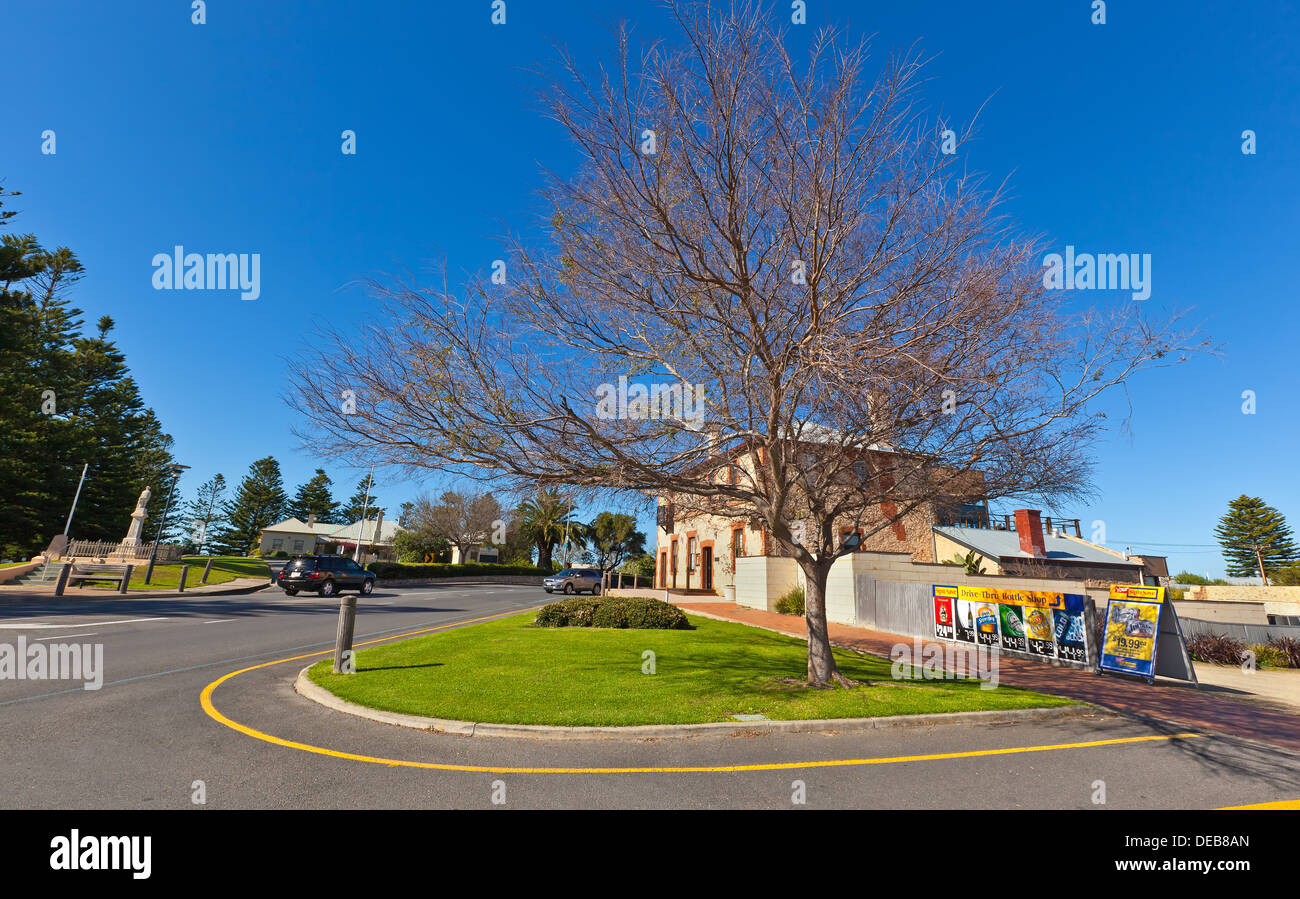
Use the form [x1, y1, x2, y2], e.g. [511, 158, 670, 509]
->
[121, 485, 151, 547]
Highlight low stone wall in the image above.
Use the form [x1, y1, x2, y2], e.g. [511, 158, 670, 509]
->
[1174, 585, 1300, 618]
[0, 561, 41, 584]
[375, 575, 545, 588]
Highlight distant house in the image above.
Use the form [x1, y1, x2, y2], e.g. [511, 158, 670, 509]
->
[258, 515, 405, 562]
[258, 516, 338, 556]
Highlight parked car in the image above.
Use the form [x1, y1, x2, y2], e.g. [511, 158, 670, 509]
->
[277, 554, 375, 597]
[542, 568, 604, 595]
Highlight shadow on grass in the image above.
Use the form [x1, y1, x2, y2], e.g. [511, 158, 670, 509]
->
[358, 662, 446, 673]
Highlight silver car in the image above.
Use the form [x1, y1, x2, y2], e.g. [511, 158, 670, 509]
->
[543, 568, 604, 595]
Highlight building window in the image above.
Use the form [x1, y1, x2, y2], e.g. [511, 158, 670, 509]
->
[272, 539, 283, 551]
[293, 540, 304, 552]
[731, 526, 744, 561]
[670, 539, 679, 578]
[687, 536, 697, 572]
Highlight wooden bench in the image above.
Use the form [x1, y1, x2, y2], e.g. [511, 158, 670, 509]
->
[67, 563, 134, 593]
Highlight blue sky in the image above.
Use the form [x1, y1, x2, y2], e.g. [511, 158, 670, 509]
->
[4, 0, 1298, 575]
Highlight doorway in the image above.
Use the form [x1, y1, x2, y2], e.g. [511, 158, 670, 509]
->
[701, 545, 713, 591]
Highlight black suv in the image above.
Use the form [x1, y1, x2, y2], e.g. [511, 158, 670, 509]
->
[277, 554, 376, 597]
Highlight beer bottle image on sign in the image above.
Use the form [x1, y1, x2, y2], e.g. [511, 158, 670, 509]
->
[999, 604, 1027, 650]
[975, 605, 998, 645]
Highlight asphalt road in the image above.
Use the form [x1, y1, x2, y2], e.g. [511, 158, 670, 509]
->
[1, 582, 1296, 810]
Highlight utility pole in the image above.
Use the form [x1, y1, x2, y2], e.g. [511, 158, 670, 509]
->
[63, 463, 88, 535]
[1253, 544, 1270, 587]
[352, 466, 374, 563]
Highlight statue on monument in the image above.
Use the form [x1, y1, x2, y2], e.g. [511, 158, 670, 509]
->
[121, 485, 151, 546]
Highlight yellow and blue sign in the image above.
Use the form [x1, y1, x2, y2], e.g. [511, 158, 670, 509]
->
[1097, 585, 1165, 679]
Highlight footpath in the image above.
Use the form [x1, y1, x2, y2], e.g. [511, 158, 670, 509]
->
[676, 601, 1300, 753]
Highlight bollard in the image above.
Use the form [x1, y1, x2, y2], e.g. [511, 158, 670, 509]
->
[332, 595, 358, 674]
[201, 556, 214, 584]
[178, 565, 189, 593]
[120, 564, 133, 595]
[54, 562, 71, 597]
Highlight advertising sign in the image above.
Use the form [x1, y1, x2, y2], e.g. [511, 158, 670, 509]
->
[1052, 594, 1088, 663]
[998, 603, 1028, 652]
[1023, 605, 1056, 656]
[933, 586, 956, 640]
[974, 599, 1000, 646]
[954, 597, 979, 644]
[1098, 585, 1165, 680]
[932, 584, 1092, 663]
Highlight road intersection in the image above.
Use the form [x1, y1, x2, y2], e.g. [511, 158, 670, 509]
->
[2, 583, 1296, 810]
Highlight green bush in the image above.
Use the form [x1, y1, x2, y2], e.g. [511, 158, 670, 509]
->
[535, 597, 604, 627]
[368, 561, 549, 580]
[537, 596, 689, 630]
[1265, 636, 1300, 668]
[1248, 643, 1291, 669]
[774, 585, 805, 616]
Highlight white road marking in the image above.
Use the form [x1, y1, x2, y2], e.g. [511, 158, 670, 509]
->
[0, 617, 169, 630]
[31, 632, 97, 640]
[203, 619, 238, 624]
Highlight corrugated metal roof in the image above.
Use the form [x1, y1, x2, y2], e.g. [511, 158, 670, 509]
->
[934, 525, 1140, 567]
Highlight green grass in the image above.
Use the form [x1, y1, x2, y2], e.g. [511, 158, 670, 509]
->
[307, 611, 1074, 726]
[75, 555, 270, 591]
[0, 561, 31, 569]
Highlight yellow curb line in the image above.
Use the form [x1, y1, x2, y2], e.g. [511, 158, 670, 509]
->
[200, 608, 1207, 774]
[1217, 799, 1300, 810]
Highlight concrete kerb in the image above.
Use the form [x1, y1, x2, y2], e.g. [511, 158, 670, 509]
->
[293, 665, 1104, 740]
[0, 576, 274, 602]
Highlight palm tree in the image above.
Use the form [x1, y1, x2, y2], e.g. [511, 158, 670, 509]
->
[517, 489, 587, 570]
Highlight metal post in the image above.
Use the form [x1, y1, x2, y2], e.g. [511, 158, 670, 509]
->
[63, 463, 88, 535]
[120, 564, 134, 595]
[201, 556, 214, 583]
[178, 565, 189, 593]
[333, 595, 358, 673]
[54, 563, 71, 597]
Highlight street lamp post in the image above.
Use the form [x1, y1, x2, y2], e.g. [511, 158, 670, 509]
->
[145, 463, 189, 585]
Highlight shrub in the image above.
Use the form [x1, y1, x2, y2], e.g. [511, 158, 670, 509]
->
[368, 561, 549, 580]
[535, 596, 603, 627]
[1265, 636, 1300, 668]
[774, 585, 805, 616]
[537, 596, 689, 629]
[1185, 632, 1248, 666]
[1248, 643, 1290, 669]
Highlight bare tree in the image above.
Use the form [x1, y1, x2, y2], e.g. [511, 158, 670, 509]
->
[410, 489, 504, 563]
[289, 1, 1204, 686]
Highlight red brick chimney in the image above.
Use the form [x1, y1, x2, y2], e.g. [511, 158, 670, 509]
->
[1013, 509, 1046, 558]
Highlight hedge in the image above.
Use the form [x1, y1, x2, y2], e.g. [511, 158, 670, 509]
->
[368, 561, 550, 580]
[536, 596, 690, 630]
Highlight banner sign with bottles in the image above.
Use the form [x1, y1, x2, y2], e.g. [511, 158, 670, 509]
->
[934, 585, 1090, 663]
[1097, 585, 1165, 679]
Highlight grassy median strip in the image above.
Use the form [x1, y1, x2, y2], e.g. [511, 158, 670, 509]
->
[77, 556, 270, 591]
[307, 612, 1073, 726]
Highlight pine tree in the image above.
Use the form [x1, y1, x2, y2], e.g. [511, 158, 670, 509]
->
[214, 458, 288, 556]
[288, 469, 339, 524]
[179, 474, 228, 554]
[340, 476, 383, 522]
[1214, 495, 1299, 578]
[0, 191, 177, 557]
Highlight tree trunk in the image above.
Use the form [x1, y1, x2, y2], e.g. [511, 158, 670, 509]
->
[537, 542, 553, 570]
[803, 560, 850, 687]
